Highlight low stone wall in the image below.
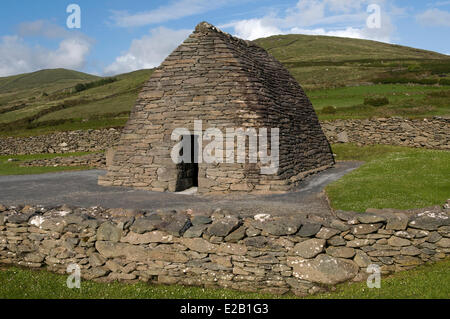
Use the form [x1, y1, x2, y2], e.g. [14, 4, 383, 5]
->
[1, 117, 448, 157]
[0, 129, 121, 155]
[321, 116, 450, 150]
[1, 202, 449, 295]
[19, 153, 106, 169]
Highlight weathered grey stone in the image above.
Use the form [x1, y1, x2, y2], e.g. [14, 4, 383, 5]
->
[40, 218, 66, 233]
[130, 217, 161, 234]
[436, 238, 450, 248]
[351, 223, 382, 235]
[84, 267, 109, 280]
[261, 219, 300, 236]
[208, 216, 240, 237]
[316, 227, 340, 239]
[243, 236, 267, 248]
[158, 213, 191, 236]
[409, 210, 450, 230]
[121, 230, 173, 244]
[24, 253, 44, 263]
[326, 247, 356, 259]
[292, 239, 326, 259]
[346, 239, 374, 248]
[327, 236, 346, 246]
[97, 222, 122, 242]
[297, 223, 321, 237]
[400, 246, 421, 256]
[288, 254, 359, 285]
[183, 224, 208, 238]
[7, 213, 34, 224]
[358, 213, 386, 224]
[353, 250, 371, 268]
[330, 219, 350, 232]
[218, 243, 247, 255]
[191, 215, 212, 226]
[89, 252, 106, 267]
[387, 236, 411, 247]
[181, 238, 216, 253]
[385, 213, 409, 230]
[426, 232, 442, 243]
[225, 226, 246, 242]
[335, 210, 359, 222]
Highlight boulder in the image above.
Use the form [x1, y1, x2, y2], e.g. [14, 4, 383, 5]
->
[288, 254, 359, 285]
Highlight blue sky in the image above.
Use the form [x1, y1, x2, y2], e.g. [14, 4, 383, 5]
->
[0, 0, 449, 77]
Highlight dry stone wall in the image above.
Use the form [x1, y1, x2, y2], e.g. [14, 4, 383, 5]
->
[322, 116, 450, 150]
[0, 117, 447, 158]
[1, 201, 449, 296]
[0, 128, 121, 155]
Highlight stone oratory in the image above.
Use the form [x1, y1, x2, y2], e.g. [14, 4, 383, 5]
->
[99, 22, 334, 194]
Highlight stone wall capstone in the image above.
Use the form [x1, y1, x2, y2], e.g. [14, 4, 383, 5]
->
[1, 201, 449, 296]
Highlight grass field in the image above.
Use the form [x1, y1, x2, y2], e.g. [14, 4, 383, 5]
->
[310, 84, 450, 120]
[327, 144, 450, 211]
[0, 153, 94, 175]
[0, 259, 448, 299]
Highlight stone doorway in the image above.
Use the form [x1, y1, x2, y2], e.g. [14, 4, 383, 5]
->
[175, 135, 199, 192]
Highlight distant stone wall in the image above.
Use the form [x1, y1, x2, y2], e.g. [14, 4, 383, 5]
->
[1, 202, 448, 296]
[0, 117, 447, 158]
[321, 117, 450, 150]
[19, 153, 106, 169]
[0, 129, 121, 155]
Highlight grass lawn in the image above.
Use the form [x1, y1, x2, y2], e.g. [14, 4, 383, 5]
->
[0, 152, 94, 175]
[308, 84, 450, 120]
[0, 259, 448, 299]
[327, 144, 450, 211]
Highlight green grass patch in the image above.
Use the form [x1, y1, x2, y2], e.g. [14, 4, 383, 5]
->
[1, 259, 449, 298]
[308, 84, 450, 120]
[0, 152, 95, 175]
[327, 144, 450, 211]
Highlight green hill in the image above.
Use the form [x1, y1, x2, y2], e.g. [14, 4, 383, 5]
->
[0, 68, 99, 93]
[0, 34, 449, 136]
[254, 34, 450, 89]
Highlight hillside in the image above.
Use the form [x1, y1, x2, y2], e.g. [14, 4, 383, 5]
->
[0, 69, 99, 93]
[0, 34, 449, 136]
[254, 34, 450, 89]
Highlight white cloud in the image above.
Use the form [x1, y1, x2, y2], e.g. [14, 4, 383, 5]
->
[417, 8, 450, 27]
[0, 21, 93, 77]
[222, 0, 395, 43]
[222, 19, 282, 41]
[110, 0, 230, 27]
[104, 27, 191, 75]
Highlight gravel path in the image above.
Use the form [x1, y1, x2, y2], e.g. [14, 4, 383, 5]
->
[0, 161, 362, 217]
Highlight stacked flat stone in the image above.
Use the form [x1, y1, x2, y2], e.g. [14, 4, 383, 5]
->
[322, 116, 450, 150]
[0, 201, 449, 296]
[98, 21, 334, 194]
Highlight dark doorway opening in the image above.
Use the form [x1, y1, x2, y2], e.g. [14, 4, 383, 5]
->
[175, 135, 199, 192]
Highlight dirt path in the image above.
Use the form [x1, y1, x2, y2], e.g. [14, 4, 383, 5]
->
[0, 161, 362, 217]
